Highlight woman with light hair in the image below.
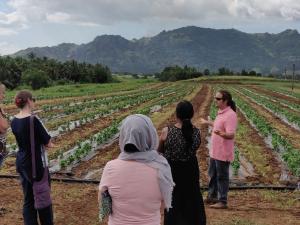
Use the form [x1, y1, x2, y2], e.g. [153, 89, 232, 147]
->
[0, 83, 9, 166]
[99, 114, 174, 225]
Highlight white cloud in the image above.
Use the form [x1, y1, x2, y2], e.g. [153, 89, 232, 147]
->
[0, 42, 19, 55]
[3, 0, 300, 23]
[46, 12, 71, 23]
[1, 0, 300, 37]
[229, 0, 300, 20]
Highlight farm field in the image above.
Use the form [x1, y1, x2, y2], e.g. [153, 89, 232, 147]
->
[0, 76, 299, 225]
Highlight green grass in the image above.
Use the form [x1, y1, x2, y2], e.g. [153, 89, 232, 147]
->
[3, 77, 158, 104]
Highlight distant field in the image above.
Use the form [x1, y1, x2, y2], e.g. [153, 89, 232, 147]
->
[1, 76, 299, 225]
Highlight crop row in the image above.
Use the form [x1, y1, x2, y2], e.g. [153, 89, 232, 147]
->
[231, 91, 300, 176]
[243, 87, 300, 112]
[264, 85, 300, 99]
[50, 83, 197, 170]
[46, 84, 187, 134]
[234, 87, 300, 129]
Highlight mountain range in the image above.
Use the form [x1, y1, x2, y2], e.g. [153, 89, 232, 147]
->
[13, 26, 300, 74]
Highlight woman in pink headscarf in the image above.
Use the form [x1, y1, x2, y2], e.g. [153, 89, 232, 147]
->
[99, 114, 174, 225]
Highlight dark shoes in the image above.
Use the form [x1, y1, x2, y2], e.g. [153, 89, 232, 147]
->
[204, 198, 218, 205]
[209, 202, 228, 209]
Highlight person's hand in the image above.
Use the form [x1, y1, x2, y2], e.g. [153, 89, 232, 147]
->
[45, 142, 55, 148]
[200, 118, 207, 125]
[214, 130, 226, 137]
[200, 117, 213, 126]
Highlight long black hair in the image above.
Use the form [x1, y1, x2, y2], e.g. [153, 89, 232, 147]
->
[176, 100, 194, 148]
[219, 90, 236, 112]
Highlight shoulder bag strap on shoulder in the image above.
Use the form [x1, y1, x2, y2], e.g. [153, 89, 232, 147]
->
[30, 115, 36, 180]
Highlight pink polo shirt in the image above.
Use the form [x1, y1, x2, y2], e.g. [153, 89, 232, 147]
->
[210, 106, 237, 162]
[99, 159, 162, 225]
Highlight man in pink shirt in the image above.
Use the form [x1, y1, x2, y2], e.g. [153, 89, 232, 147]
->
[201, 90, 237, 209]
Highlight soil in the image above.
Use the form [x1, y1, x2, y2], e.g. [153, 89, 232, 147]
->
[71, 141, 119, 179]
[192, 84, 213, 185]
[0, 178, 299, 225]
[1, 89, 178, 175]
[235, 110, 283, 184]
[70, 84, 205, 179]
[1, 82, 299, 225]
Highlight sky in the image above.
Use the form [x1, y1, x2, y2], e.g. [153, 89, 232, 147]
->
[1, 0, 300, 55]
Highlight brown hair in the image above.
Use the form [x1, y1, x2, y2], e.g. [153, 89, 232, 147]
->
[15, 90, 33, 109]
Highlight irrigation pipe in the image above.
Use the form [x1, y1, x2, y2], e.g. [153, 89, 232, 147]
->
[0, 174, 298, 190]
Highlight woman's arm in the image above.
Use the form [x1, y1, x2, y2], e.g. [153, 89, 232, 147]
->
[0, 109, 9, 134]
[0, 117, 8, 134]
[34, 116, 53, 149]
[45, 140, 55, 148]
[200, 117, 214, 127]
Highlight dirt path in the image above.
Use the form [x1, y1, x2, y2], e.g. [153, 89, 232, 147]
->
[192, 84, 213, 185]
[0, 178, 299, 225]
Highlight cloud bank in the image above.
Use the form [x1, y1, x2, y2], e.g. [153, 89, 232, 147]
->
[1, 0, 300, 36]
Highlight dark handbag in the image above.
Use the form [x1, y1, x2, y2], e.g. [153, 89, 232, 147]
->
[99, 190, 112, 222]
[30, 115, 52, 210]
[0, 139, 6, 153]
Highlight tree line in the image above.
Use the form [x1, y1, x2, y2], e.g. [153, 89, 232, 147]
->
[155, 65, 263, 81]
[0, 54, 112, 90]
[156, 65, 203, 81]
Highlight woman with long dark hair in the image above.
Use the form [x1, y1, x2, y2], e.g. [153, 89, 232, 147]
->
[159, 100, 206, 225]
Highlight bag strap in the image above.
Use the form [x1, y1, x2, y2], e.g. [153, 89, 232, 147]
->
[30, 115, 37, 180]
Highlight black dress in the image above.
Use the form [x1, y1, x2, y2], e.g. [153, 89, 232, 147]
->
[163, 126, 206, 225]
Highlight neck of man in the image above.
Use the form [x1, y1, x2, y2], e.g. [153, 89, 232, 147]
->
[219, 104, 228, 110]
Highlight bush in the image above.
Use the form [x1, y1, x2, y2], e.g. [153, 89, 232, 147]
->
[22, 69, 50, 90]
[157, 65, 201, 81]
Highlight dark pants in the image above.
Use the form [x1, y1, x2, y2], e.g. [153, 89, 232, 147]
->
[19, 170, 54, 225]
[0, 155, 4, 167]
[208, 158, 230, 204]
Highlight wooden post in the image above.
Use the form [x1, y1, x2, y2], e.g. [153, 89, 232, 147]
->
[284, 67, 287, 80]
